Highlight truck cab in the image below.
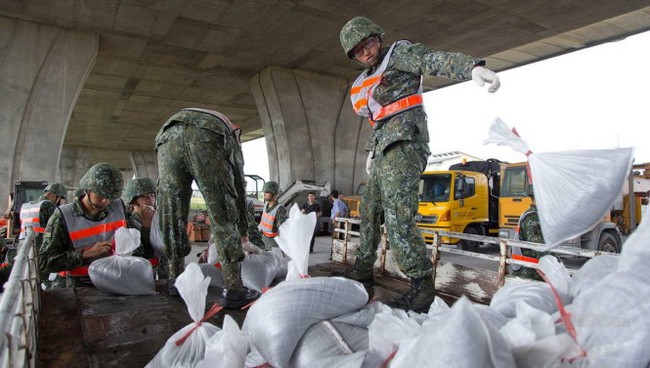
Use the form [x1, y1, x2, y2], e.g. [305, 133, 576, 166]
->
[417, 160, 502, 250]
[498, 162, 623, 253]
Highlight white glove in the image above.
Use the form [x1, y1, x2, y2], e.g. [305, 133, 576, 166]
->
[365, 152, 374, 176]
[472, 66, 500, 93]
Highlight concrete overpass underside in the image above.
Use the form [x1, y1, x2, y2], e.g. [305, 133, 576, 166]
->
[1, 1, 649, 198]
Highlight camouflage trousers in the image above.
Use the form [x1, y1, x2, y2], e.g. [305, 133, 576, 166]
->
[357, 141, 432, 279]
[157, 124, 245, 278]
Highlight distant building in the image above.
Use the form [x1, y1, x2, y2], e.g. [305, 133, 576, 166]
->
[426, 151, 483, 171]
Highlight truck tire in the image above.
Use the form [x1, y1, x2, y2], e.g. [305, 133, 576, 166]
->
[459, 226, 481, 252]
[597, 232, 621, 253]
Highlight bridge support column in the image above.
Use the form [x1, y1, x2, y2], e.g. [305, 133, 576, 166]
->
[129, 151, 159, 181]
[251, 66, 371, 195]
[0, 16, 98, 201]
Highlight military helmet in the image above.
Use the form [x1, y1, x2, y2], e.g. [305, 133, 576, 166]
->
[340, 16, 384, 58]
[262, 181, 280, 195]
[44, 183, 67, 198]
[80, 163, 124, 200]
[122, 178, 156, 204]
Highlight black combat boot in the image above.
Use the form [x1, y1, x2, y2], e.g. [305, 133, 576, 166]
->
[217, 262, 261, 309]
[331, 258, 375, 287]
[388, 275, 436, 313]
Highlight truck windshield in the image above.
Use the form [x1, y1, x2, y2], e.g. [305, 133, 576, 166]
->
[501, 166, 530, 197]
[419, 174, 451, 202]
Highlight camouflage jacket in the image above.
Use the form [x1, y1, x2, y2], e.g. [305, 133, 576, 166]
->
[39, 196, 152, 273]
[518, 205, 544, 243]
[262, 202, 288, 236]
[360, 41, 482, 156]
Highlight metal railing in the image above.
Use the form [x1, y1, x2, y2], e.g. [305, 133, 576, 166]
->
[331, 217, 616, 289]
[0, 229, 40, 367]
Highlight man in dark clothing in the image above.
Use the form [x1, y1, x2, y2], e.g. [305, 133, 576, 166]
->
[301, 191, 322, 253]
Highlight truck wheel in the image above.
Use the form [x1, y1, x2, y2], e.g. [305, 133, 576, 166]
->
[460, 226, 481, 252]
[597, 232, 621, 253]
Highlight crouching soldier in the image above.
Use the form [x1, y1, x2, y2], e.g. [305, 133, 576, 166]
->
[122, 177, 168, 279]
[39, 163, 153, 287]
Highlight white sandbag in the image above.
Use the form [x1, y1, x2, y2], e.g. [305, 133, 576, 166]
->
[569, 254, 618, 298]
[538, 255, 571, 298]
[199, 263, 224, 288]
[388, 297, 516, 368]
[241, 251, 281, 291]
[289, 320, 368, 368]
[529, 147, 634, 249]
[483, 117, 532, 155]
[512, 333, 584, 368]
[150, 211, 167, 260]
[568, 218, 650, 367]
[490, 280, 567, 319]
[275, 203, 316, 279]
[499, 301, 555, 350]
[89, 227, 155, 296]
[206, 239, 219, 264]
[146, 263, 221, 368]
[243, 277, 368, 368]
[369, 307, 422, 361]
[196, 315, 248, 368]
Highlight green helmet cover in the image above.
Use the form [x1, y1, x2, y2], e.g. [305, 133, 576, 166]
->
[262, 181, 280, 195]
[340, 16, 384, 58]
[122, 178, 156, 204]
[80, 163, 124, 200]
[44, 183, 67, 198]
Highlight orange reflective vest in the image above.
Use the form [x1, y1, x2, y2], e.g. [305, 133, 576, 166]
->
[258, 203, 281, 238]
[19, 200, 47, 239]
[349, 40, 423, 127]
[58, 200, 127, 277]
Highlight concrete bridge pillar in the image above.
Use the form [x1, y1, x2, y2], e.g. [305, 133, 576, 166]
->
[129, 151, 159, 181]
[251, 66, 372, 196]
[0, 16, 98, 202]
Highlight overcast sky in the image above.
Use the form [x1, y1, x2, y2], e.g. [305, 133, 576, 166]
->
[243, 30, 650, 181]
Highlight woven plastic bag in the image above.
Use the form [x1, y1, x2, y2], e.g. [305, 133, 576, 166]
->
[196, 315, 247, 368]
[275, 203, 316, 279]
[88, 227, 155, 295]
[146, 263, 221, 368]
[243, 277, 368, 368]
[529, 147, 634, 249]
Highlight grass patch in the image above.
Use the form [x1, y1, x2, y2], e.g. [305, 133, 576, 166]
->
[190, 196, 207, 211]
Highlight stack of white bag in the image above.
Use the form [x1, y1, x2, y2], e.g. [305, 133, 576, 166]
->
[199, 239, 288, 292]
[146, 263, 222, 368]
[88, 227, 156, 295]
[239, 204, 375, 368]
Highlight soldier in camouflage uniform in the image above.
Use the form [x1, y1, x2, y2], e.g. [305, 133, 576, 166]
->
[338, 16, 501, 312]
[6, 183, 67, 289]
[257, 181, 288, 250]
[245, 197, 265, 250]
[512, 186, 546, 280]
[156, 108, 260, 308]
[39, 163, 153, 288]
[122, 177, 169, 279]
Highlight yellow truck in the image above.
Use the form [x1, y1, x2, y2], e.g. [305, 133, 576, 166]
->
[416, 159, 504, 251]
[497, 162, 624, 253]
